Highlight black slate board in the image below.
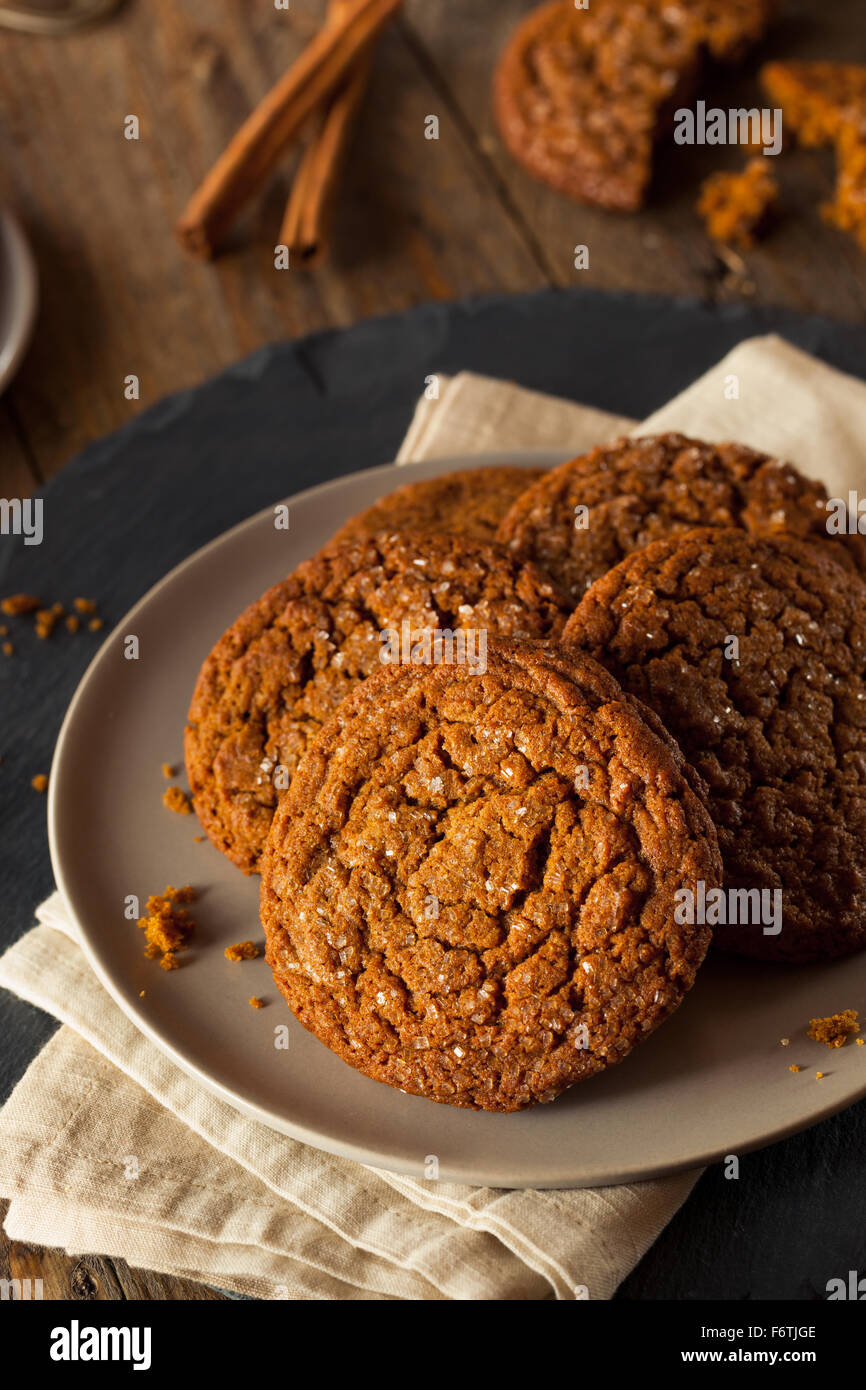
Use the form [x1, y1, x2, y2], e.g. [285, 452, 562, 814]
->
[1, 287, 865, 1301]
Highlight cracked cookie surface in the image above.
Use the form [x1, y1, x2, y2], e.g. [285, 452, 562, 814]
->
[329, 466, 545, 548]
[185, 532, 569, 874]
[259, 638, 720, 1112]
[564, 527, 866, 962]
[498, 432, 864, 604]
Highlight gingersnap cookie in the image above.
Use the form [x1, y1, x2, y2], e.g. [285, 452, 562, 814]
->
[185, 532, 569, 874]
[564, 527, 866, 963]
[493, 0, 775, 210]
[329, 466, 545, 549]
[497, 432, 864, 604]
[259, 638, 721, 1112]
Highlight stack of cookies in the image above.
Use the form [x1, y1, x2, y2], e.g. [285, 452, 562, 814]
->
[185, 434, 866, 1112]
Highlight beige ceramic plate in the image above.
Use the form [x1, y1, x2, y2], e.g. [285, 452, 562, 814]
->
[48, 453, 866, 1188]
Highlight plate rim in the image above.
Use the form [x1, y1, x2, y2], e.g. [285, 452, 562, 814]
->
[47, 449, 866, 1188]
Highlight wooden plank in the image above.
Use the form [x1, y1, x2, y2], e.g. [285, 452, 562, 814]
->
[0, 0, 545, 482]
[0, 1198, 228, 1300]
[403, 0, 866, 319]
[0, 404, 39, 499]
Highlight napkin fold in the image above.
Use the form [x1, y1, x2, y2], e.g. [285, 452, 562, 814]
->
[3, 331, 865, 1300]
[0, 897, 694, 1299]
[400, 336, 866, 493]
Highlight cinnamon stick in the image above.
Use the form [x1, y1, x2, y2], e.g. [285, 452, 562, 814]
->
[177, 0, 402, 259]
[280, 0, 373, 267]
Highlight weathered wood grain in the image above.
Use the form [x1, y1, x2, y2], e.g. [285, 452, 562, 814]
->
[404, 0, 866, 316]
[0, 404, 39, 495]
[0, 1197, 227, 1300]
[2, 0, 862, 497]
[0, 0, 544, 486]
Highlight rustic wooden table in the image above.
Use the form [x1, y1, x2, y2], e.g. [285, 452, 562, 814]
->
[1, 0, 864, 1301]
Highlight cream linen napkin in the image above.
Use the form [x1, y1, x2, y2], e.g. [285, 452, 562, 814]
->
[400, 337, 866, 489]
[3, 333, 865, 1301]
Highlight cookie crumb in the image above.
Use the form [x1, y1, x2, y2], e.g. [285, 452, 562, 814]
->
[816, 1071, 825, 1080]
[65, 614, 80, 634]
[31, 774, 48, 793]
[249, 996, 265, 1009]
[162, 785, 192, 814]
[35, 608, 60, 639]
[88, 617, 104, 632]
[194, 835, 204, 843]
[225, 940, 259, 962]
[789, 1064, 801, 1073]
[139, 989, 146, 998]
[697, 158, 778, 249]
[807, 1010, 859, 1049]
[2, 642, 13, 657]
[73, 598, 97, 615]
[138, 885, 196, 964]
[761, 62, 866, 255]
[780, 1037, 790, 1046]
[1, 594, 40, 615]
[161, 762, 175, 778]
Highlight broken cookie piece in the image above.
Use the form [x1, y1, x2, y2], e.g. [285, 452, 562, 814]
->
[495, 0, 777, 209]
[761, 61, 866, 254]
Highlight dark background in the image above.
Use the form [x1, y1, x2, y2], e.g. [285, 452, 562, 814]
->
[1, 287, 865, 1301]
